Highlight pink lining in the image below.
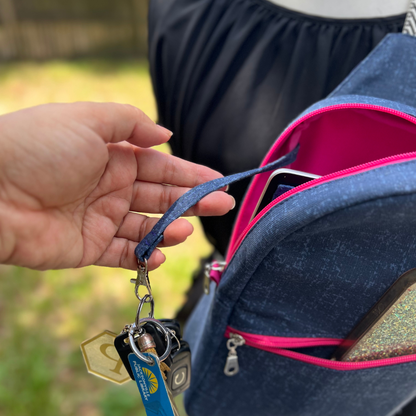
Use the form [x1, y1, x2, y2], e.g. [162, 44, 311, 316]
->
[227, 105, 416, 264]
[226, 327, 416, 370]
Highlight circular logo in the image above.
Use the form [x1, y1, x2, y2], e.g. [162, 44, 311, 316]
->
[143, 368, 158, 394]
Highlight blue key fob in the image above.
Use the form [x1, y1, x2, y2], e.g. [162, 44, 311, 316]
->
[128, 352, 177, 416]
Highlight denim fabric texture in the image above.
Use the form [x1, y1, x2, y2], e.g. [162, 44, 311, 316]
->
[185, 161, 416, 416]
[134, 146, 298, 262]
[137, 32, 416, 416]
[329, 34, 416, 106]
[297, 94, 416, 121]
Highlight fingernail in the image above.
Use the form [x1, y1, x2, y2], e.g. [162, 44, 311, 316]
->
[225, 185, 230, 192]
[230, 196, 236, 210]
[156, 124, 173, 139]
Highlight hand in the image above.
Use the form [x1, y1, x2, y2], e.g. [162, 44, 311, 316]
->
[0, 103, 234, 270]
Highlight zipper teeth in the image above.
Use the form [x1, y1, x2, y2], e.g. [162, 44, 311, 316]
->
[231, 151, 416, 255]
[226, 104, 416, 263]
[225, 327, 416, 370]
[226, 329, 342, 348]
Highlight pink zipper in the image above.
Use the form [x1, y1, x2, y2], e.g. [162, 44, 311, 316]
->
[228, 150, 416, 262]
[220, 105, 416, 374]
[225, 326, 342, 348]
[226, 104, 416, 264]
[225, 326, 416, 371]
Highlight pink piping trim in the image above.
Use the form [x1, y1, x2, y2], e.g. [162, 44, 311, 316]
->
[227, 104, 416, 264]
[226, 327, 416, 371]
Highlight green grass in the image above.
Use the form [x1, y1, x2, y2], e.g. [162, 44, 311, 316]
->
[0, 60, 212, 416]
[0, 60, 157, 120]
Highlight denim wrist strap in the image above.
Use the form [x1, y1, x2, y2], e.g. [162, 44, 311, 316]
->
[134, 145, 299, 262]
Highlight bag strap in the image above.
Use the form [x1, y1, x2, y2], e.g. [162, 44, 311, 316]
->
[403, 0, 416, 36]
[134, 145, 299, 262]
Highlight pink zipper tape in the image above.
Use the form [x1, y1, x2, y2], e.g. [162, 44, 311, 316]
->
[227, 104, 416, 264]
[226, 326, 416, 371]
[225, 327, 342, 348]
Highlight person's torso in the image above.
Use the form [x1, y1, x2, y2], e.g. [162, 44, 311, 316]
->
[266, 0, 410, 18]
[148, 0, 405, 253]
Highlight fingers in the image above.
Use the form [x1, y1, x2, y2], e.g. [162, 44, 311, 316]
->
[131, 181, 235, 216]
[115, 212, 194, 247]
[134, 147, 226, 187]
[95, 214, 194, 270]
[60, 102, 173, 148]
[94, 238, 166, 271]
[132, 147, 234, 215]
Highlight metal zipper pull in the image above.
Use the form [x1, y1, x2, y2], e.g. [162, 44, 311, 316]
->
[224, 333, 245, 376]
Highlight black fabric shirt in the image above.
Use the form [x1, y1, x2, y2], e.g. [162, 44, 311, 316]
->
[148, 0, 405, 255]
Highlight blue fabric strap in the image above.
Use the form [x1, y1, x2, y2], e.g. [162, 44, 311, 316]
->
[135, 145, 299, 262]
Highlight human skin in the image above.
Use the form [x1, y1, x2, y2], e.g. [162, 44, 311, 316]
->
[0, 102, 234, 270]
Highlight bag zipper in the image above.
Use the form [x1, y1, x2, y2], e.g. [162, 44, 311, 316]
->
[224, 333, 246, 376]
[219, 106, 416, 374]
[228, 150, 416, 262]
[224, 327, 416, 373]
[227, 104, 416, 264]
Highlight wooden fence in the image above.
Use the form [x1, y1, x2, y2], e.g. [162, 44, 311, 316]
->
[0, 0, 148, 60]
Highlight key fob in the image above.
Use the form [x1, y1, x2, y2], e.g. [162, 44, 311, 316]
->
[114, 322, 173, 380]
[166, 340, 191, 396]
[159, 319, 192, 395]
[114, 331, 137, 380]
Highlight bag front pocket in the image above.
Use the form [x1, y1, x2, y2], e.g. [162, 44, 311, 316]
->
[229, 105, 416, 263]
[225, 326, 416, 371]
[186, 324, 416, 416]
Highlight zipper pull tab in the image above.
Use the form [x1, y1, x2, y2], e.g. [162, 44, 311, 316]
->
[224, 333, 245, 376]
[203, 261, 226, 295]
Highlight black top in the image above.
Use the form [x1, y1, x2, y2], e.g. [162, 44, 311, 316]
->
[148, 0, 405, 255]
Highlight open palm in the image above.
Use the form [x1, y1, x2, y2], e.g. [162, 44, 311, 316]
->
[0, 103, 234, 270]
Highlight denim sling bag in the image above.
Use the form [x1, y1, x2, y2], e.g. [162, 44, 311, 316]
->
[136, 4, 416, 415]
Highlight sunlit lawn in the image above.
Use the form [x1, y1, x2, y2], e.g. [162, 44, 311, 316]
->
[0, 60, 212, 416]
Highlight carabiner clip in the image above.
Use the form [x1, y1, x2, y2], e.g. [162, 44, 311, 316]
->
[130, 258, 153, 302]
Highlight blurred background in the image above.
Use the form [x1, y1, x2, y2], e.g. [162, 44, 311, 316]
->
[0, 1, 209, 415]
